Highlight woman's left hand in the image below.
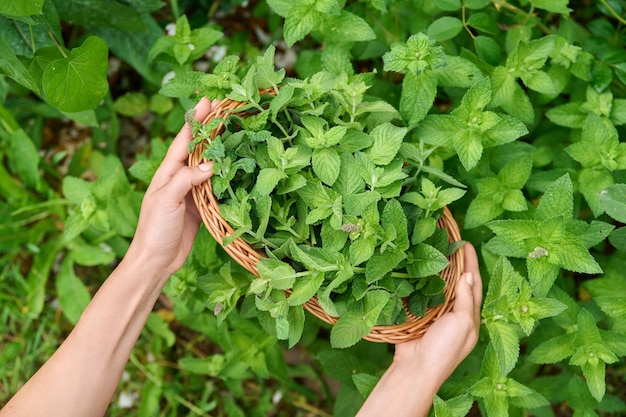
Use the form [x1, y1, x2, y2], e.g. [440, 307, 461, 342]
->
[128, 97, 218, 277]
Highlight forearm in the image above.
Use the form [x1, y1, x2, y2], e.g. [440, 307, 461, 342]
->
[1, 254, 169, 417]
[356, 359, 443, 417]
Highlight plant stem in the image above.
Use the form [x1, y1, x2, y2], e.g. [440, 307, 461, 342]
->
[599, 0, 626, 25]
[461, 1, 476, 39]
[47, 31, 68, 58]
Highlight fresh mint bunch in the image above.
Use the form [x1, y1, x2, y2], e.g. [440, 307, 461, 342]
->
[192, 44, 467, 348]
[486, 174, 613, 297]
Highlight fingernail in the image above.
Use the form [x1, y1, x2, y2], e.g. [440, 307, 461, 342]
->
[199, 162, 212, 172]
[465, 272, 474, 286]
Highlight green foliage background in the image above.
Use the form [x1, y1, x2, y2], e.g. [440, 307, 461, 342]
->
[1, 0, 626, 416]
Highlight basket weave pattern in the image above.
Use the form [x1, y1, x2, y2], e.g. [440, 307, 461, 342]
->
[189, 95, 465, 344]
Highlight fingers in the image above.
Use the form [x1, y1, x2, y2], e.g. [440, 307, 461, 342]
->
[155, 97, 214, 182]
[162, 162, 213, 205]
[453, 243, 483, 316]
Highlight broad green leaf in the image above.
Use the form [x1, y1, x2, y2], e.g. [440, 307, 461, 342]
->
[330, 291, 388, 348]
[43, 36, 109, 112]
[366, 123, 407, 165]
[522, 70, 555, 95]
[284, 3, 321, 47]
[482, 114, 529, 148]
[352, 373, 379, 398]
[466, 12, 499, 34]
[427, 16, 463, 41]
[491, 66, 516, 107]
[500, 83, 534, 125]
[287, 305, 305, 347]
[381, 199, 409, 249]
[415, 114, 461, 147]
[257, 259, 296, 290]
[288, 272, 324, 306]
[609, 227, 626, 251]
[594, 296, 626, 318]
[254, 45, 285, 90]
[432, 394, 474, 417]
[580, 361, 606, 402]
[579, 168, 613, 217]
[435, 0, 461, 11]
[365, 250, 406, 283]
[528, 333, 576, 364]
[465, 195, 503, 228]
[536, 174, 573, 220]
[529, 0, 572, 13]
[498, 157, 533, 190]
[433, 55, 484, 88]
[452, 128, 483, 170]
[486, 317, 520, 375]
[546, 102, 586, 128]
[0, 38, 40, 92]
[406, 244, 450, 278]
[321, 43, 354, 76]
[313, 147, 341, 186]
[599, 184, 626, 223]
[55, 0, 145, 31]
[400, 71, 438, 125]
[0, 0, 44, 17]
[460, 76, 492, 111]
[474, 35, 501, 66]
[254, 168, 287, 195]
[320, 10, 376, 43]
[146, 313, 176, 348]
[333, 152, 365, 196]
[56, 257, 91, 325]
[6, 128, 40, 189]
[289, 241, 340, 271]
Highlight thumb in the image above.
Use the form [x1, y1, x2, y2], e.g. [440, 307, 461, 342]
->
[164, 162, 213, 204]
[452, 272, 475, 315]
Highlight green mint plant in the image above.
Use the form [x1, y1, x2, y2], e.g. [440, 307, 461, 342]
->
[188, 46, 467, 349]
[486, 174, 613, 297]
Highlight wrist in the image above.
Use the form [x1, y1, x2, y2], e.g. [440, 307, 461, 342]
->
[390, 349, 448, 396]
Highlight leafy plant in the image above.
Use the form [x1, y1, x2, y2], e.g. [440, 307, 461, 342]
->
[2, 0, 626, 416]
[187, 45, 466, 349]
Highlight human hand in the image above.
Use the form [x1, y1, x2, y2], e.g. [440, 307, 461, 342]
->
[127, 97, 218, 277]
[355, 243, 482, 417]
[393, 242, 483, 386]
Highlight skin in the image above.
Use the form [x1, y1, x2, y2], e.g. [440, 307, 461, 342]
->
[0, 97, 217, 417]
[356, 243, 483, 417]
[0, 97, 483, 417]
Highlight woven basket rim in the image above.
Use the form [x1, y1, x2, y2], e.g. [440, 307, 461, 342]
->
[189, 93, 465, 344]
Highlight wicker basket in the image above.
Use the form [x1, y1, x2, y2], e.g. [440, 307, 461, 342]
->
[188, 94, 465, 344]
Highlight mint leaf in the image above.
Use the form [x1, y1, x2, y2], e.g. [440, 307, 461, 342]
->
[536, 174, 573, 220]
[288, 272, 324, 306]
[383, 33, 446, 75]
[528, 332, 576, 364]
[257, 259, 297, 290]
[400, 71, 438, 125]
[406, 243, 450, 278]
[320, 10, 375, 43]
[283, 3, 322, 47]
[365, 251, 406, 283]
[330, 290, 389, 348]
[530, 0, 571, 13]
[427, 16, 463, 41]
[254, 168, 287, 196]
[599, 184, 626, 223]
[366, 123, 407, 165]
[312, 147, 341, 186]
